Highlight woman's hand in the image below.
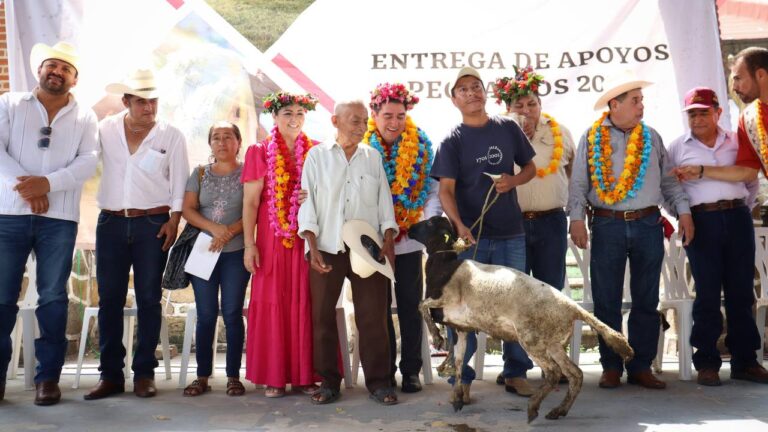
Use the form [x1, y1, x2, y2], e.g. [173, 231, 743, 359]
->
[209, 223, 234, 251]
[244, 245, 260, 273]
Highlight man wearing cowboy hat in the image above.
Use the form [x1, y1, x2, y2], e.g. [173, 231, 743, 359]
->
[431, 66, 538, 397]
[83, 68, 189, 400]
[298, 99, 400, 406]
[668, 86, 768, 386]
[0, 41, 98, 406]
[568, 71, 693, 390]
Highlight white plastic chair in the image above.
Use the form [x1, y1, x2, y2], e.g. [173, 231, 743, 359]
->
[7, 254, 39, 390]
[752, 227, 768, 366]
[351, 280, 433, 384]
[73, 288, 172, 389]
[656, 233, 694, 380]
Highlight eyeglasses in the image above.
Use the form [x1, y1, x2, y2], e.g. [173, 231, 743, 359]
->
[38, 126, 52, 150]
[455, 83, 486, 97]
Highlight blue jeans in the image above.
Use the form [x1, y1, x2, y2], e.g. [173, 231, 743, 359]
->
[189, 249, 249, 378]
[686, 207, 760, 372]
[0, 215, 76, 384]
[524, 210, 567, 290]
[95, 211, 169, 382]
[449, 235, 534, 384]
[590, 213, 663, 374]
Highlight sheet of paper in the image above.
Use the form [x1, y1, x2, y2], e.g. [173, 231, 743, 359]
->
[184, 232, 221, 281]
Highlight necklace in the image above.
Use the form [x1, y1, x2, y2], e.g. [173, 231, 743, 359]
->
[125, 117, 154, 134]
[536, 113, 564, 178]
[756, 101, 768, 167]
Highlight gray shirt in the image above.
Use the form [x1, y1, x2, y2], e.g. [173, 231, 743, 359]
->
[567, 116, 690, 221]
[185, 164, 244, 252]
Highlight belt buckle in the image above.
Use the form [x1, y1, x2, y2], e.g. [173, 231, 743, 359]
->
[124, 209, 130, 218]
[623, 210, 639, 221]
[716, 200, 730, 210]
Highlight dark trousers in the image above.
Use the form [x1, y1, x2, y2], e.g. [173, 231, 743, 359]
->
[310, 249, 391, 393]
[189, 249, 250, 378]
[0, 215, 76, 384]
[590, 214, 664, 374]
[523, 210, 567, 290]
[95, 211, 169, 382]
[686, 206, 761, 372]
[387, 251, 424, 379]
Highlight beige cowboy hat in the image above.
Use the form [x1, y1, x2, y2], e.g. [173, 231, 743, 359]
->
[342, 220, 395, 282]
[29, 41, 80, 75]
[593, 70, 653, 111]
[106, 68, 160, 99]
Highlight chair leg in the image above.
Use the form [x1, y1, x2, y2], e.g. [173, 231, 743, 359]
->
[73, 309, 97, 389]
[473, 332, 487, 381]
[160, 316, 172, 380]
[351, 326, 360, 385]
[421, 320, 433, 385]
[653, 315, 666, 375]
[211, 316, 220, 378]
[8, 318, 21, 380]
[570, 320, 583, 365]
[677, 303, 694, 380]
[123, 315, 135, 381]
[755, 306, 766, 367]
[178, 308, 196, 389]
[335, 306, 353, 389]
[21, 310, 37, 390]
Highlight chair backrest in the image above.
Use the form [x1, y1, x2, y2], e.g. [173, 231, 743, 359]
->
[567, 239, 592, 303]
[753, 227, 768, 301]
[661, 233, 694, 301]
[20, 254, 39, 308]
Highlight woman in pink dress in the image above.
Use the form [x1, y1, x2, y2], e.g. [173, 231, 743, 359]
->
[242, 92, 320, 398]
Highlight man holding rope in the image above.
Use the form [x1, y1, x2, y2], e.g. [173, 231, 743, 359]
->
[431, 66, 537, 397]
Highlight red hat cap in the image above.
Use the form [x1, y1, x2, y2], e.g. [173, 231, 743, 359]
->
[682, 87, 719, 111]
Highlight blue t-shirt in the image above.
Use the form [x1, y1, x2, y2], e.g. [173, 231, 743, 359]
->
[431, 116, 535, 238]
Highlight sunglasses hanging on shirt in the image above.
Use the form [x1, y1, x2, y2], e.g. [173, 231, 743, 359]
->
[38, 126, 52, 150]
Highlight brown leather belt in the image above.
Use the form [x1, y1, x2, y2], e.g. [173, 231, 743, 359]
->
[102, 206, 171, 218]
[590, 206, 659, 221]
[522, 207, 564, 220]
[691, 199, 746, 213]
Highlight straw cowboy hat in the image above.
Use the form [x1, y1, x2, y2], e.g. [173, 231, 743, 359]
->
[29, 41, 80, 75]
[106, 68, 161, 99]
[342, 220, 396, 282]
[593, 70, 653, 111]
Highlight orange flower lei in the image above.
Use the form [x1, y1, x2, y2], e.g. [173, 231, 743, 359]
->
[536, 113, 564, 177]
[587, 111, 651, 205]
[756, 101, 768, 167]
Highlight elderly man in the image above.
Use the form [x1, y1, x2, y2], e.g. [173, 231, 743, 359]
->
[669, 87, 768, 386]
[432, 67, 537, 397]
[0, 41, 98, 405]
[298, 99, 399, 405]
[363, 83, 442, 393]
[84, 69, 189, 400]
[568, 71, 693, 390]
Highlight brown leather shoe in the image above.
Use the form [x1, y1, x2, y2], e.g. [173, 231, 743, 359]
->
[731, 364, 768, 384]
[84, 379, 125, 400]
[598, 370, 621, 388]
[696, 368, 722, 386]
[34, 381, 61, 406]
[627, 370, 666, 389]
[134, 378, 157, 398]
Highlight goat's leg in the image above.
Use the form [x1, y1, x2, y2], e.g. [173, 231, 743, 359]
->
[450, 330, 469, 412]
[420, 298, 447, 350]
[525, 351, 558, 423]
[545, 345, 584, 420]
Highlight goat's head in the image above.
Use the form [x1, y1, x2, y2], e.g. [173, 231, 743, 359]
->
[408, 216, 459, 254]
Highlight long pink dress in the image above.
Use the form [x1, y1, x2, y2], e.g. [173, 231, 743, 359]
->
[242, 142, 317, 388]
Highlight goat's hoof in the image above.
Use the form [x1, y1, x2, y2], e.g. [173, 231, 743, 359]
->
[433, 336, 447, 351]
[545, 407, 567, 420]
[452, 399, 464, 412]
[460, 383, 471, 404]
[527, 409, 539, 423]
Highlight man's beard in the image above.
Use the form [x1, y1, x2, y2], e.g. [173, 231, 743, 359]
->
[39, 73, 69, 95]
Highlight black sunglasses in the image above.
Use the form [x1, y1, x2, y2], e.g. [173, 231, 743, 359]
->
[38, 126, 52, 149]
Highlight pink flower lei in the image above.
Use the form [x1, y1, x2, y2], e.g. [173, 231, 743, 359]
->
[265, 124, 313, 248]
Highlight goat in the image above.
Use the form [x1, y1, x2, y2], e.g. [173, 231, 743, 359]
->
[408, 216, 634, 422]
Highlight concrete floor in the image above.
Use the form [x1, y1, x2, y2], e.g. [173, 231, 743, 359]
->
[2, 354, 767, 432]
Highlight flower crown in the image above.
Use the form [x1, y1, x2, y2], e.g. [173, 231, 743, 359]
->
[369, 83, 419, 112]
[262, 92, 319, 114]
[492, 66, 546, 106]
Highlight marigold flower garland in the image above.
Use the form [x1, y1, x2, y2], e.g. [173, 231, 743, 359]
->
[587, 112, 652, 205]
[364, 116, 433, 239]
[756, 101, 768, 167]
[537, 113, 564, 178]
[265, 125, 314, 248]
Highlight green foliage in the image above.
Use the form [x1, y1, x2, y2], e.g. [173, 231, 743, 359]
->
[206, 0, 315, 51]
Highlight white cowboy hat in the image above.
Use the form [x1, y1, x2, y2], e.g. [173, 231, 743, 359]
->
[342, 220, 395, 282]
[29, 41, 80, 76]
[105, 68, 160, 99]
[593, 70, 653, 111]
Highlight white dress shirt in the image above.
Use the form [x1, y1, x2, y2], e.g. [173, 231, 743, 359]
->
[298, 141, 399, 255]
[667, 128, 753, 207]
[0, 91, 98, 222]
[97, 110, 190, 212]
